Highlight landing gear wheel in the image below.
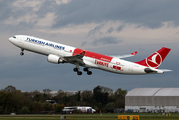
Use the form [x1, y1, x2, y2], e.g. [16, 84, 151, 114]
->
[77, 71, 82, 75]
[20, 49, 24, 56]
[73, 68, 78, 72]
[83, 67, 92, 75]
[87, 71, 92, 75]
[83, 68, 88, 71]
[20, 52, 24, 56]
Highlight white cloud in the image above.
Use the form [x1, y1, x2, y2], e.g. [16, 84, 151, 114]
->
[4, 14, 38, 25]
[12, 0, 42, 11]
[36, 12, 56, 27]
[112, 22, 179, 43]
[55, 0, 71, 5]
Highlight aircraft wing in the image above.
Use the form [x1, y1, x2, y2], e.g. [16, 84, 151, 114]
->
[63, 54, 85, 65]
[110, 51, 137, 59]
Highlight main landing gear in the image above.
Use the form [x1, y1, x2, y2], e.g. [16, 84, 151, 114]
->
[73, 67, 92, 75]
[20, 49, 24, 56]
[83, 68, 92, 75]
[73, 67, 82, 75]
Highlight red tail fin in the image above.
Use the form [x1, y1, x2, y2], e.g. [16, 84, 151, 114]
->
[135, 47, 171, 69]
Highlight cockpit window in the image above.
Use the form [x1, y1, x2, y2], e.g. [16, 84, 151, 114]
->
[13, 36, 16, 38]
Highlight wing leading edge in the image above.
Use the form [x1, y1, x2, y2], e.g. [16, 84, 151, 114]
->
[110, 51, 137, 59]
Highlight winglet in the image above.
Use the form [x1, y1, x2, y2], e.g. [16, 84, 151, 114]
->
[131, 51, 137, 56]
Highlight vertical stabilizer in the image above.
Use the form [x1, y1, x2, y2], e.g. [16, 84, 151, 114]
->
[135, 47, 171, 69]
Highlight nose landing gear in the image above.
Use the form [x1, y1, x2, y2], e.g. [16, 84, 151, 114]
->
[20, 49, 24, 56]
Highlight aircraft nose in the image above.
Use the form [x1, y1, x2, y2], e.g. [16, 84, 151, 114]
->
[9, 37, 13, 41]
[9, 37, 15, 43]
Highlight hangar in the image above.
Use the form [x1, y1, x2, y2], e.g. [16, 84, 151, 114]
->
[125, 88, 179, 113]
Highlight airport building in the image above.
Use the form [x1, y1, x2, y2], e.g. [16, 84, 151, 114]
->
[125, 88, 179, 113]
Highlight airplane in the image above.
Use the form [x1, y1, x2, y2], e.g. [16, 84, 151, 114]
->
[9, 35, 171, 75]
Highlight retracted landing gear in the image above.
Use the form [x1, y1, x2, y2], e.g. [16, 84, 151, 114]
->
[20, 49, 24, 56]
[73, 67, 82, 75]
[83, 68, 92, 75]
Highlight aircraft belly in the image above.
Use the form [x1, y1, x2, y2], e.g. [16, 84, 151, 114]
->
[123, 64, 146, 75]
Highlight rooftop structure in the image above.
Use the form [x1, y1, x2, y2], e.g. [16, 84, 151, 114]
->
[125, 88, 179, 113]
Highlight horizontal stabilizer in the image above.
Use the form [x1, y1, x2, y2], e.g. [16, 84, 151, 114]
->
[144, 68, 172, 74]
[159, 69, 172, 72]
[144, 68, 163, 74]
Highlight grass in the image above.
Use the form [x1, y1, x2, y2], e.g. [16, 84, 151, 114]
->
[0, 113, 179, 120]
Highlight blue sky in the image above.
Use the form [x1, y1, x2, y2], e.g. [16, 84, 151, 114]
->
[0, 0, 179, 91]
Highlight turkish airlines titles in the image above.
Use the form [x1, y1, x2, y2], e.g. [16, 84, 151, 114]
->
[26, 37, 65, 50]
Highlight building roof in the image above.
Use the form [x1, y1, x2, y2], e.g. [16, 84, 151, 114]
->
[126, 88, 179, 96]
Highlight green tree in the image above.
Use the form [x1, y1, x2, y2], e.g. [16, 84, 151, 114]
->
[93, 85, 109, 110]
[0, 91, 13, 113]
[32, 90, 42, 102]
[53, 104, 64, 112]
[42, 102, 52, 111]
[104, 102, 115, 112]
[114, 88, 127, 108]
[76, 91, 81, 102]
[43, 89, 52, 94]
[93, 86, 102, 103]
[68, 94, 78, 106]
[33, 102, 42, 113]
[4, 85, 16, 92]
[53, 90, 68, 105]
[21, 106, 30, 114]
[11, 90, 31, 113]
[81, 90, 93, 106]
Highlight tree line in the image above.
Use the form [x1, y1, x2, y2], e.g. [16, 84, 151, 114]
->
[0, 85, 127, 114]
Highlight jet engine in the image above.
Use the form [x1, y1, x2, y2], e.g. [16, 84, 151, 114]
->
[47, 54, 65, 64]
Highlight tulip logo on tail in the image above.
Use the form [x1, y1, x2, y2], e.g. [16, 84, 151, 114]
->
[146, 52, 162, 68]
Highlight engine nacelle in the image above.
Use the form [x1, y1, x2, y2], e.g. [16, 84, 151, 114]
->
[47, 54, 65, 64]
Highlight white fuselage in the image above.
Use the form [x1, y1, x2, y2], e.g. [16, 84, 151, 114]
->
[9, 35, 164, 75]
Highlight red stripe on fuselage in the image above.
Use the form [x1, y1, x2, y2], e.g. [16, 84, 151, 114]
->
[73, 48, 113, 62]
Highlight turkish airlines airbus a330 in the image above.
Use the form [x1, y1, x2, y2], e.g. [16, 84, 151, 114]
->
[9, 35, 171, 75]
